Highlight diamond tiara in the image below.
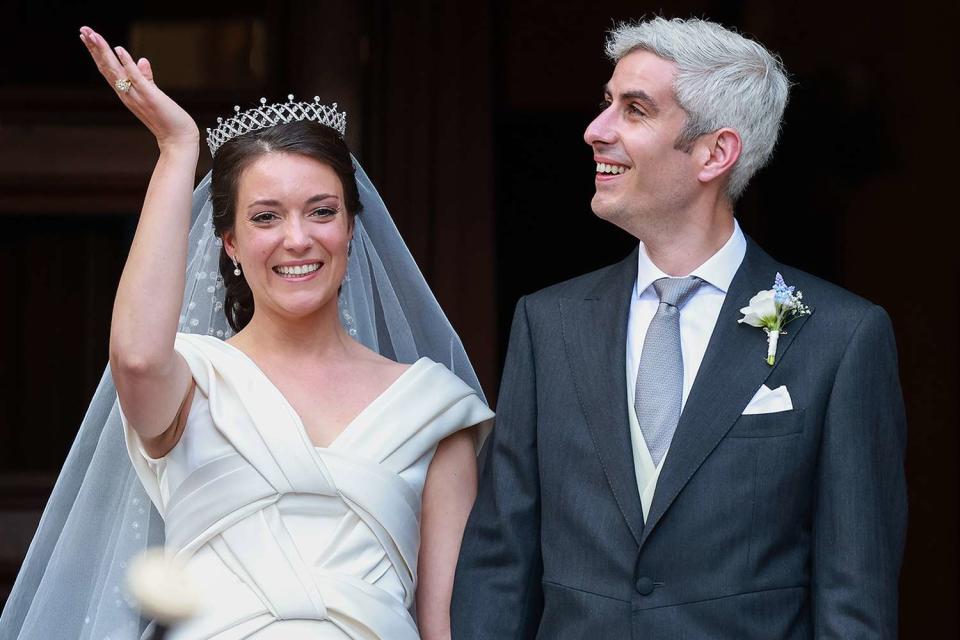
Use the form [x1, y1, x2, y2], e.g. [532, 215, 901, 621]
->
[205, 95, 347, 157]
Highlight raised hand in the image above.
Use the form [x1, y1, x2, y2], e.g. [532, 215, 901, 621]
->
[79, 26, 199, 151]
[82, 27, 200, 446]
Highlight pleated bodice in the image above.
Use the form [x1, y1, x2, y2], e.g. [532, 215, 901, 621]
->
[122, 333, 493, 639]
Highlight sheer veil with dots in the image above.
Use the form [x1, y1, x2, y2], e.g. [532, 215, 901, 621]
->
[0, 160, 487, 639]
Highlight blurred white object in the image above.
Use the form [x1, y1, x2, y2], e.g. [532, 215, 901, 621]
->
[126, 548, 200, 625]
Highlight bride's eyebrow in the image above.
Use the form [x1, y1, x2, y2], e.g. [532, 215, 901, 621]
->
[246, 194, 339, 209]
[247, 198, 282, 209]
[304, 194, 340, 205]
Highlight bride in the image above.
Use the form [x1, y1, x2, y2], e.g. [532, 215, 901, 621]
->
[0, 27, 492, 640]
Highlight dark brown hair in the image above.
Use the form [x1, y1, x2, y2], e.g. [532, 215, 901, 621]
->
[210, 121, 362, 332]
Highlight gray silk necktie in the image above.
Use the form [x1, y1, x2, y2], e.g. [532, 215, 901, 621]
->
[635, 276, 703, 466]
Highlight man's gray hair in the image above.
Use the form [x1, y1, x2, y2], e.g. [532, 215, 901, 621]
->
[606, 17, 790, 200]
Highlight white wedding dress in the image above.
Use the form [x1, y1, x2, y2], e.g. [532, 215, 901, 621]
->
[121, 333, 493, 639]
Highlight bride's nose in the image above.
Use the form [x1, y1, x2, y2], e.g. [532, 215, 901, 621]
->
[282, 216, 313, 252]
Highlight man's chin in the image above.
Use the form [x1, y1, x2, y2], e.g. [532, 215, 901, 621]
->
[590, 194, 620, 222]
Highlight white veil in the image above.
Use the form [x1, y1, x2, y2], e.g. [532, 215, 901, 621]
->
[0, 158, 487, 639]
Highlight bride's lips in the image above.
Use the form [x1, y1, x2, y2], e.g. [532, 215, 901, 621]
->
[272, 260, 324, 281]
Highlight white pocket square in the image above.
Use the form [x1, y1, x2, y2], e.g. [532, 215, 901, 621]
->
[742, 384, 793, 415]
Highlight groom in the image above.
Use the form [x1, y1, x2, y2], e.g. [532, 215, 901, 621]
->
[451, 17, 907, 639]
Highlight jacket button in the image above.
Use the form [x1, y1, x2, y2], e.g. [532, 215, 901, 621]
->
[635, 576, 655, 595]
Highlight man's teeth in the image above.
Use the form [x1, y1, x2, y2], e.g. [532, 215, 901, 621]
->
[275, 263, 321, 276]
[596, 162, 628, 175]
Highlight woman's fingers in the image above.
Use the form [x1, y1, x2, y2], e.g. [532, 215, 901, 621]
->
[79, 25, 199, 147]
[113, 45, 149, 95]
[137, 58, 155, 84]
[79, 27, 127, 94]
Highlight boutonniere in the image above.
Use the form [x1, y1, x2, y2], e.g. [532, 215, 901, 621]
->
[738, 273, 811, 365]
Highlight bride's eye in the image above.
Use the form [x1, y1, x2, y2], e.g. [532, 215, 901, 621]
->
[309, 207, 338, 219]
[251, 211, 279, 224]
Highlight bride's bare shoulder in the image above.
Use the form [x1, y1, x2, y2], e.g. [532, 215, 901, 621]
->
[351, 343, 414, 380]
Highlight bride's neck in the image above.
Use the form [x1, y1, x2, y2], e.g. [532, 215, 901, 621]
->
[233, 301, 352, 362]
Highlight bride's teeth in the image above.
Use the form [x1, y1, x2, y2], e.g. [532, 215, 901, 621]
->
[276, 263, 320, 276]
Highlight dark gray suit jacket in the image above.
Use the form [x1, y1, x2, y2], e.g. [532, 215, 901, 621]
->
[451, 238, 907, 639]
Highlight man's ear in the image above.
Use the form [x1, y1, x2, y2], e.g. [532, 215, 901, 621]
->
[696, 128, 742, 185]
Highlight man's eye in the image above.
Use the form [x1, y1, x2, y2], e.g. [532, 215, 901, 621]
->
[251, 212, 278, 223]
[310, 207, 338, 218]
[628, 104, 646, 117]
[598, 99, 611, 111]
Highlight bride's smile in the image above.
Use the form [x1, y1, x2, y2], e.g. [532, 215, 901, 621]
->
[273, 260, 324, 279]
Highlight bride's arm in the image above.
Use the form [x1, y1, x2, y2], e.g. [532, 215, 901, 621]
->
[417, 429, 479, 640]
[80, 27, 197, 450]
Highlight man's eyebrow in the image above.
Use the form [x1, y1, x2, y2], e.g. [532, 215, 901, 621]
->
[602, 84, 661, 115]
[622, 90, 659, 114]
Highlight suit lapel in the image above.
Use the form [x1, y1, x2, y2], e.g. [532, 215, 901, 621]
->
[559, 248, 645, 545]
[638, 238, 813, 548]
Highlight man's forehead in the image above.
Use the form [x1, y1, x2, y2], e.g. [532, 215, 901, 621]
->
[606, 49, 676, 101]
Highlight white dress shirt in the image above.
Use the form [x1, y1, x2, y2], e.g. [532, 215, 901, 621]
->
[626, 220, 746, 519]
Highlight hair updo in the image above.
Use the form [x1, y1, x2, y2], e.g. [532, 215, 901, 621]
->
[209, 121, 362, 332]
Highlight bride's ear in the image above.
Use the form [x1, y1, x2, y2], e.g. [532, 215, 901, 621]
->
[222, 230, 237, 261]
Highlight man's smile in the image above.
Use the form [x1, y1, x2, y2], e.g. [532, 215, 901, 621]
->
[595, 161, 630, 175]
[594, 158, 632, 183]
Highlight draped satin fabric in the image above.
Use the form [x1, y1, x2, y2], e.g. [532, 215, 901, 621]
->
[121, 333, 493, 639]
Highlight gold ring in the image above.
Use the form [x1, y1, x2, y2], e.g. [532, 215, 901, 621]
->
[114, 78, 132, 93]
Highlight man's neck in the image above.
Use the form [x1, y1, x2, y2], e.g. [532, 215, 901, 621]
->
[640, 208, 736, 277]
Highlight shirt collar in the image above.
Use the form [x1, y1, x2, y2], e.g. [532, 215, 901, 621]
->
[635, 219, 747, 298]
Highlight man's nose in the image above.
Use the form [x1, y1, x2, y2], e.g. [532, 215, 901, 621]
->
[584, 105, 616, 147]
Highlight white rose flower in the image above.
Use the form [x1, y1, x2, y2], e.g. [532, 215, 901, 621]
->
[738, 289, 778, 328]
